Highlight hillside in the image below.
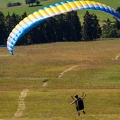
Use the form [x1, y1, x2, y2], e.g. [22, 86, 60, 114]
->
[0, 40, 120, 119]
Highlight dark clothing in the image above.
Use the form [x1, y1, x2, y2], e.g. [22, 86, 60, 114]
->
[75, 98, 84, 111]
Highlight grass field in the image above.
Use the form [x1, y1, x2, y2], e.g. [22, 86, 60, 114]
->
[1, 0, 120, 23]
[0, 39, 120, 119]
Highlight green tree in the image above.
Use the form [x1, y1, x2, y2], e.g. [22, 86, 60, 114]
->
[36, 0, 40, 6]
[0, 12, 7, 44]
[83, 11, 101, 41]
[5, 12, 11, 39]
[65, 11, 82, 41]
[5, 13, 22, 45]
[114, 7, 120, 29]
[91, 14, 101, 39]
[6, 13, 21, 33]
[26, 0, 36, 7]
[101, 19, 117, 38]
[46, 17, 58, 42]
[83, 11, 93, 40]
[113, 7, 120, 37]
[53, 11, 82, 42]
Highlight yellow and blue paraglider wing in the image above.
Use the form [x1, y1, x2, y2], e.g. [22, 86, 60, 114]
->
[7, 0, 120, 55]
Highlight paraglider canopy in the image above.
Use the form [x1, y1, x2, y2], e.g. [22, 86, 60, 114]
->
[7, 0, 120, 55]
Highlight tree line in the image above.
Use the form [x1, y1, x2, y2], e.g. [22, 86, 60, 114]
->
[25, 0, 40, 6]
[0, 8, 120, 45]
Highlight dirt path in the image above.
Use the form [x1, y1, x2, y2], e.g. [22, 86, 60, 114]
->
[14, 89, 29, 117]
[43, 82, 48, 87]
[58, 65, 78, 78]
[114, 54, 120, 60]
[112, 54, 120, 60]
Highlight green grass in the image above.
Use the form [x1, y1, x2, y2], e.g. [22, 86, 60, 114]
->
[0, 39, 120, 119]
[0, 90, 19, 118]
[0, 89, 119, 120]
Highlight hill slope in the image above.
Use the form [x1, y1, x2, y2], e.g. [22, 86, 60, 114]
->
[0, 40, 120, 119]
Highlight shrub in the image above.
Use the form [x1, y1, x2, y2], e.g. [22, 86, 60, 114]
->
[7, 2, 22, 7]
[7, 2, 12, 7]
